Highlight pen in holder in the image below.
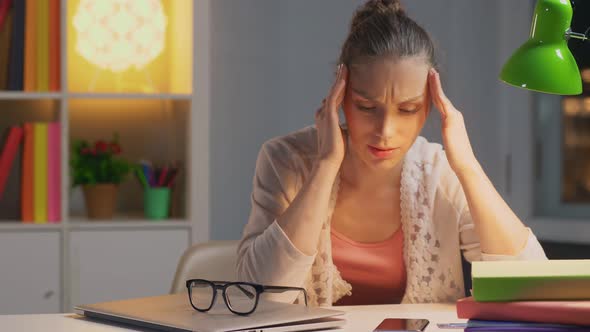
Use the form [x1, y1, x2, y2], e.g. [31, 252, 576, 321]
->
[136, 161, 179, 220]
[144, 187, 171, 220]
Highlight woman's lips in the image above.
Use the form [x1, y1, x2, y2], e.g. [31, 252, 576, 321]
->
[368, 145, 398, 159]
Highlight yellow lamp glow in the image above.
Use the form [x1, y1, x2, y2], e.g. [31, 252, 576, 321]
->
[73, 0, 167, 90]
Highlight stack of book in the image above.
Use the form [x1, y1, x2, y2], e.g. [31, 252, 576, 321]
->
[0, 122, 61, 223]
[456, 260, 590, 331]
[0, 0, 61, 91]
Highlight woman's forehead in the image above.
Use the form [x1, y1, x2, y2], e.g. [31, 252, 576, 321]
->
[349, 57, 430, 101]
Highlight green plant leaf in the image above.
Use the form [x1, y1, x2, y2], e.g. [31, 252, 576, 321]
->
[70, 135, 132, 186]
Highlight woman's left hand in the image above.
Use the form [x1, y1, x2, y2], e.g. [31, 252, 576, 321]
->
[428, 68, 479, 175]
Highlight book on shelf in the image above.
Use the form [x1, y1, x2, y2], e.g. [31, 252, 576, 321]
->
[33, 122, 48, 223]
[0, 125, 22, 221]
[7, 0, 24, 90]
[0, 6, 12, 90]
[29, 121, 61, 223]
[0, 125, 22, 199]
[0, 121, 63, 224]
[47, 121, 60, 222]
[0, 0, 59, 92]
[48, 0, 59, 91]
[23, 0, 36, 91]
[36, 0, 48, 92]
[20, 122, 33, 222]
[0, 0, 11, 28]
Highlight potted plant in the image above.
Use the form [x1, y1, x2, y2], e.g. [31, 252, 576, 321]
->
[70, 134, 132, 220]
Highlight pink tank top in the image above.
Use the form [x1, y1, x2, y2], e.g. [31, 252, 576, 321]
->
[331, 226, 406, 305]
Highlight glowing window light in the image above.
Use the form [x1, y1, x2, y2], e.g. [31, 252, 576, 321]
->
[562, 97, 581, 116]
[73, 0, 167, 73]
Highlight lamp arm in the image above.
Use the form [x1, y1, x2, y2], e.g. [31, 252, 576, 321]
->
[566, 28, 589, 41]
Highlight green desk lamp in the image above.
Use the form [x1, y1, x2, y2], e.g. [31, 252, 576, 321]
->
[500, 0, 588, 95]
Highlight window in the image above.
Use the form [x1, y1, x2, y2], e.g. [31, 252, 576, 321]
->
[535, 0, 590, 217]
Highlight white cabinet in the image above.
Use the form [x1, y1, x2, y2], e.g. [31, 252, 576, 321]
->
[68, 228, 189, 310]
[0, 231, 61, 314]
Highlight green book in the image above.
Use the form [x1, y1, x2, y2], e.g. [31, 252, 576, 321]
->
[472, 260, 590, 302]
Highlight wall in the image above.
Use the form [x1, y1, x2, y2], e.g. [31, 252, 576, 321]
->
[210, 0, 358, 239]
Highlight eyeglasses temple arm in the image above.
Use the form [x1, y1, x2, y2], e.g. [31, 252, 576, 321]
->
[262, 286, 308, 306]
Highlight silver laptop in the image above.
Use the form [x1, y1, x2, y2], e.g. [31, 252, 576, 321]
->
[74, 293, 346, 332]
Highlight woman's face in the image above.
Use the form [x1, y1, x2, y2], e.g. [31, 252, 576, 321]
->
[342, 56, 431, 171]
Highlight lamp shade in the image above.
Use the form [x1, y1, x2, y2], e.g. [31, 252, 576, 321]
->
[73, 0, 167, 73]
[500, 0, 582, 95]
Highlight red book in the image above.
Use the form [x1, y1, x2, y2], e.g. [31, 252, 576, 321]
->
[457, 296, 590, 327]
[0, 126, 23, 200]
[0, 0, 13, 28]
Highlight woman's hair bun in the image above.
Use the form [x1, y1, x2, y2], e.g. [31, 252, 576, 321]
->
[341, 0, 436, 69]
[350, 0, 405, 31]
[363, 0, 405, 16]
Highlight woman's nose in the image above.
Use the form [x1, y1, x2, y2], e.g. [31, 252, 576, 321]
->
[375, 111, 396, 139]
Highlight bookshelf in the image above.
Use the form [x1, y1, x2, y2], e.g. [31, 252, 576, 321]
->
[0, 0, 211, 314]
[0, 92, 62, 99]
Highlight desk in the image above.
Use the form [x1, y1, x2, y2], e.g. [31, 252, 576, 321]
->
[0, 303, 464, 331]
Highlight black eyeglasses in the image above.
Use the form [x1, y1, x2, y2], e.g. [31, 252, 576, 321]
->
[185, 279, 308, 316]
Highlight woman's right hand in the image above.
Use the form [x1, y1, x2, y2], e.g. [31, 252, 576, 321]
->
[315, 64, 348, 170]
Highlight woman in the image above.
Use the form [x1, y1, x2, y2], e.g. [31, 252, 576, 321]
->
[236, 0, 547, 307]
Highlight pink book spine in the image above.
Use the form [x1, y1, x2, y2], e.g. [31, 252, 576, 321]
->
[47, 122, 61, 223]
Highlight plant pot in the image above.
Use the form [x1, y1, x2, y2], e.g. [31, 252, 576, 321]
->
[82, 184, 118, 220]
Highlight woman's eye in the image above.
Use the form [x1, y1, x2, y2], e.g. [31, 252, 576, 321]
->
[357, 105, 376, 112]
[400, 107, 420, 114]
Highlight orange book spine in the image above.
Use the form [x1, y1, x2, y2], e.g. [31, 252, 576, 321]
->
[48, 0, 60, 91]
[21, 123, 34, 222]
[23, 0, 37, 91]
[36, 0, 49, 92]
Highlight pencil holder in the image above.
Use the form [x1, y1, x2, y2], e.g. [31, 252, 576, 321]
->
[144, 187, 171, 220]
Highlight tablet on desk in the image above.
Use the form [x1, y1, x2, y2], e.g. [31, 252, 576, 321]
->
[74, 293, 346, 332]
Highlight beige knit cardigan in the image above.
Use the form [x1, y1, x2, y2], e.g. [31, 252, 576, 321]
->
[237, 126, 547, 306]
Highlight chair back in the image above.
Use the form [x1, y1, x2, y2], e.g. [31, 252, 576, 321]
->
[170, 240, 239, 294]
